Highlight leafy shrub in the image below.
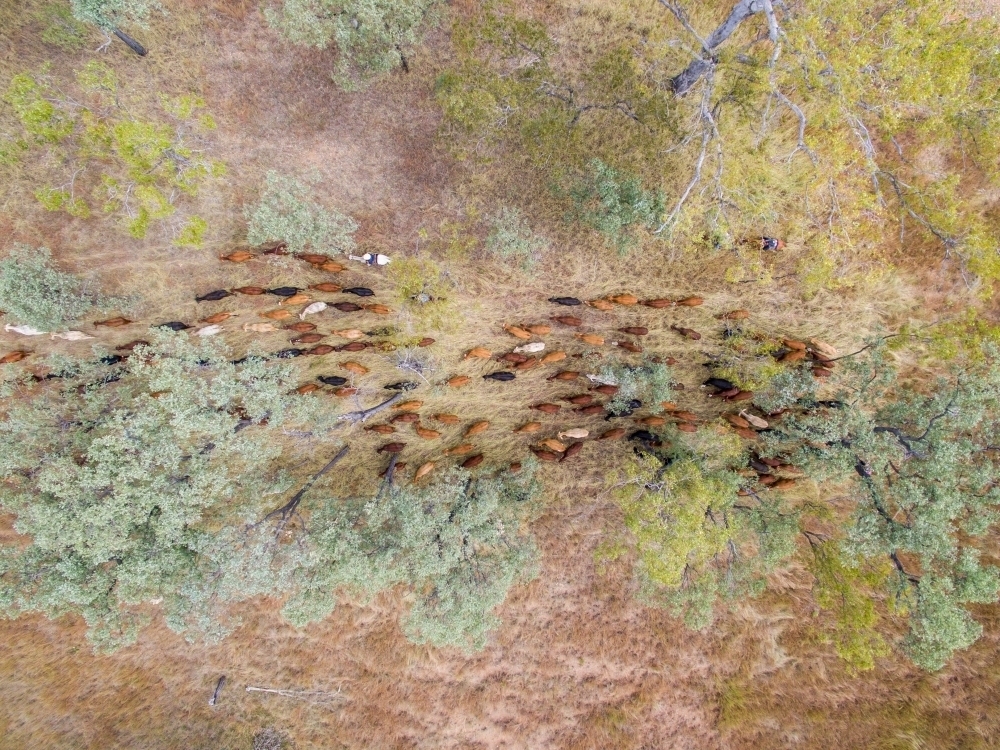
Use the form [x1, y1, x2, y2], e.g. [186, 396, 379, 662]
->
[0, 244, 126, 330]
[246, 171, 357, 254]
[264, 0, 440, 90]
[3, 64, 222, 241]
[568, 159, 665, 253]
[70, 0, 160, 30]
[597, 357, 674, 415]
[483, 206, 547, 269]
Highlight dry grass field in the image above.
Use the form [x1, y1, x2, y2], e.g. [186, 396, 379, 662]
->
[1, 1, 998, 748]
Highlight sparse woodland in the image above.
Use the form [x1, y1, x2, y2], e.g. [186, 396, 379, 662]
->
[1, 1, 1000, 748]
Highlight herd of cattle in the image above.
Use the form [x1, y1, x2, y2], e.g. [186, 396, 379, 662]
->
[0, 243, 838, 493]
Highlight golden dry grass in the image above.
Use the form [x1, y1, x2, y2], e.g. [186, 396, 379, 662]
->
[1, 1, 999, 748]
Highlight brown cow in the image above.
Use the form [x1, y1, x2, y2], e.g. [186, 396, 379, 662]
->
[532, 403, 561, 414]
[550, 315, 583, 326]
[220, 250, 254, 262]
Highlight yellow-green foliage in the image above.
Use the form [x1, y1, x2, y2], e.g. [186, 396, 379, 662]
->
[615, 457, 734, 589]
[712, 326, 785, 391]
[924, 311, 1000, 362]
[3, 63, 222, 243]
[386, 256, 459, 332]
[809, 540, 891, 672]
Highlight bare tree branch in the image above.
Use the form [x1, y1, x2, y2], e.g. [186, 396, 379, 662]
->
[337, 392, 403, 424]
[265, 446, 350, 536]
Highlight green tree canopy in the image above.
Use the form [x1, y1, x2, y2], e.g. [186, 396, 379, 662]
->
[70, 0, 159, 30]
[264, 0, 440, 89]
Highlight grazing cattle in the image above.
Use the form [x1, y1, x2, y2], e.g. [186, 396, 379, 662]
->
[414, 462, 435, 481]
[812, 367, 833, 378]
[285, 322, 317, 332]
[531, 449, 560, 462]
[810, 351, 835, 366]
[201, 312, 234, 324]
[380, 462, 407, 476]
[671, 325, 701, 340]
[415, 426, 442, 439]
[51, 331, 94, 341]
[465, 421, 490, 436]
[614, 341, 643, 353]
[587, 299, 615, 311]
[261, 309, 294, 320]
[532, 403, 561, 414]
[499, 352, 528, 364]
[638, 416, 667, 426]
[394, 400, 423, 412]
[717, 310, 750, 320]
[725, 414, 751, 429]
[320, 261, 346, 273]
[540, 439, 566, 453]
[300, 302, 327, 318]
[233, 286, 266, 295]
[365, 304, 392, 314]
[705, 377, 736, 391]
[378, 442, 406, 453]
[549, 297, 582, 306]
[783, 338, 807, 350]
[516, 422, 542, 433]
[540, 351, 567, 364]
[0, 351, 29, 364]
[335, 342, 370, 352]
[417, 337, 435, 347]
[564, 394, 594, 406]
[291, 333, 324, 343]
[599, 428, 626, 440]
[433, 414, 461, 424]
[333, 387, 358, 397]
[629, 429, 659, 444]
[525, 325, 551, 336]
[462, 454, 485, 469]
[503, 324, 532, 340]
[606, 399, 641, 418]
[343, 287, 375, 297]
[780, 349, 806, 363]
[385, 381, 419, 391]
[274, 348, 304, 358]
[575, 333, 605, 345]
[448, 375, 471, 387]
[3, 324, 45, 335]
[674, 296, 704, 307]
[577, 404, 606, 416]
[514, 341, 546, 353]
[195, 325, 223, 337]
[306, 345, 335, 355]
[279, 293, 311, 306]
[642, 298, 672, 309]
[298, 253, 330, 265]
[296, 383, 321, 395]
[558, 428, 589, 440]
[677, 423, 698, 433]
[618, 327, 648, 336]
[740, 411, 769, 429]
[592, 384, 619, 396]
[116, 339, 149, 351]
[561, 442, 584, 460]
[509, 462, 522, 473]
[551, 315, 583, 326]
[99, 354, 124, 365]
[772, 478, 796, 490]
[548, 370, 580, 381]
[608, 294, 638, 305]
[310, 283, 342, 293]
[341, 361, 368, 374]
[94, 317, 132, 327]
[759, 475, 778, 486]
[267, 287, 302, 297]
[156, 321, 191, 331]
[673, 411, 698, 422]
[366, 424, 396, 434]
[262, 242, 289, 255]
[331, 329, 364, 339]
[514, 357, 538, 370]
[391, 413, 420, 423]
[445, 443, 476, 456]
[483, 371, 516, 381]
[661, 401, 678, 410]
[196, 290, 232, 302]
[220, 250, 254, 262]
[465, 347, 491, 359]
[809, 338, 838, 357]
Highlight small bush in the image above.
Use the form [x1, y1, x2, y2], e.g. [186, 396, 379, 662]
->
[246, 172, 357, 254]
[0, 245, 126, 330]
[569, 159, 665, 253]
[483, 206, 547, 269]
